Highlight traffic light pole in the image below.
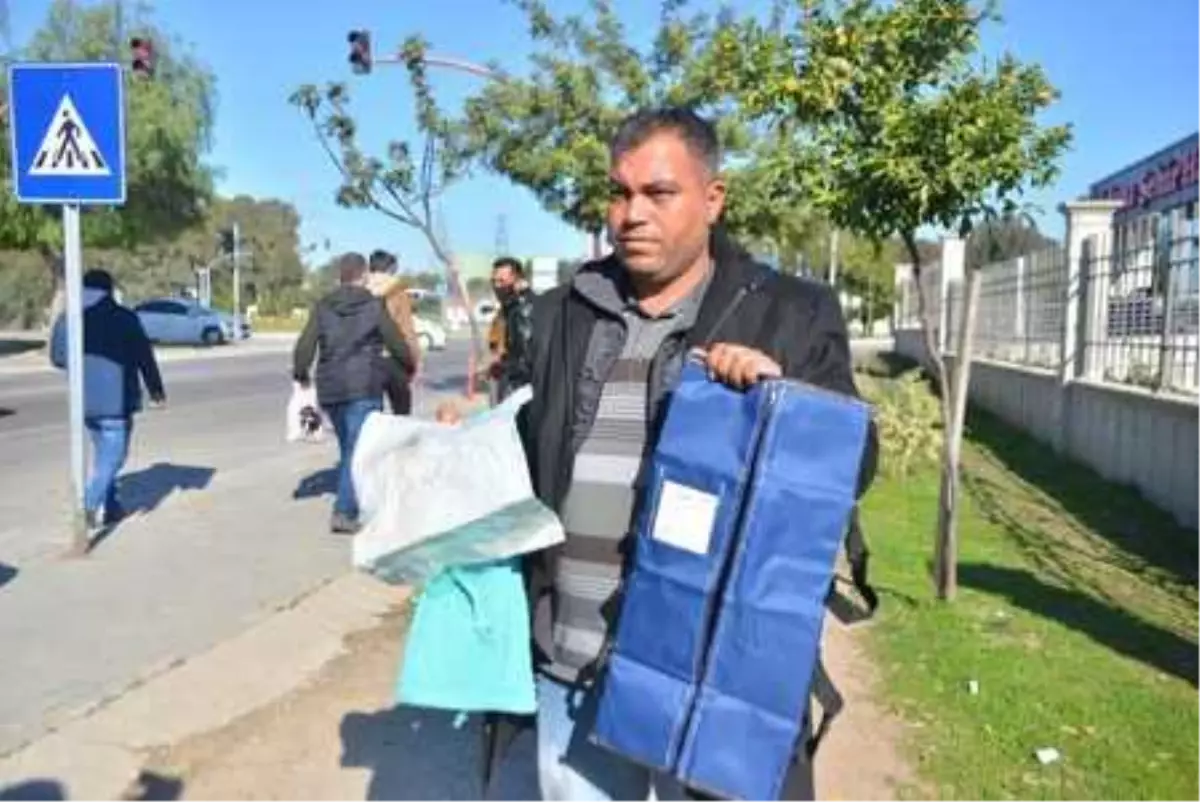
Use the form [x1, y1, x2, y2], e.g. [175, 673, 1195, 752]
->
[357, 48, 500, 399]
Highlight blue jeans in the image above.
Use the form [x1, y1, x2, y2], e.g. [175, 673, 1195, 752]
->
[324, 398, 382, 520]
[85, 416, 131, 516]
[536, 676, 687, 801]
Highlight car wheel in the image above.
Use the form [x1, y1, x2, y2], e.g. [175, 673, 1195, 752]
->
[201, 327, 224, 346]
[419, 333, 434, 352]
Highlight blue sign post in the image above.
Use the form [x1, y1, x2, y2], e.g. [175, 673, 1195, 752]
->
[7, 62, 127, 555]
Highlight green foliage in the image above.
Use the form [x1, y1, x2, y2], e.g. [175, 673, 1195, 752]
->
[85, 195, 308, 313]
[711, 0, 1072, 255]
[0, 250, 54, 327]
[965, 211, 1058, 270]
[0, 0, 217, 252]
[859, 371, 944, 479]
[452, 0, 769, 239]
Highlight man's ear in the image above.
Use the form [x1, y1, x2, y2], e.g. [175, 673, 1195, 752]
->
[705, 178, 727, 225]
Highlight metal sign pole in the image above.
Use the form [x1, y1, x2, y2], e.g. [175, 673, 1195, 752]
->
[62, 202, 88, 554]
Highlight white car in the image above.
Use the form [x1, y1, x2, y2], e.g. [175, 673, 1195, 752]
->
[135, 298, 229, 346]
[414, 316, 447, 351]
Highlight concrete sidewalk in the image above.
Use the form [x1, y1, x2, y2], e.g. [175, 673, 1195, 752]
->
[0, 574, 408, 800]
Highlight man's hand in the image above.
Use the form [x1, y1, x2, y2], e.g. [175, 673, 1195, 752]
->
[694, 344, 782, 390]
[435, 400, 464, 425]
[148, 394, 167, 410]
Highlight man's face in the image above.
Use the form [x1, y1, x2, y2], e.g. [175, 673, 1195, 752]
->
[492, 266, 518, 297]
[607, 130, 726, 285]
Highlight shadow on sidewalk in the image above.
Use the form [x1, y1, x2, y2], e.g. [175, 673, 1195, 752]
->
[293, 468, 337, 500]
[118, 770, 184, 801]
[88, 463, 217, 552]
[0, 408, 13, 420]
[119, 463, 216, 515]
[960, 563, 1199, 686]
[0, 338, 44, 358]
[340, 707, 536, 800]
[0, 779, 65, 800]
[0, 562, 16, 591]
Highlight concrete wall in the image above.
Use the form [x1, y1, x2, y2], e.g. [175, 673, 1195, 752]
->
[894, 337, 1200, 529]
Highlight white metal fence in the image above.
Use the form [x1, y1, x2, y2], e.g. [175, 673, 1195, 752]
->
[939, 218, 1200, 395]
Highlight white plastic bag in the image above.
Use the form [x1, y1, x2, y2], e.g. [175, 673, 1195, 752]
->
[350, 386, 564, 584]
[286, 382, 331, 443]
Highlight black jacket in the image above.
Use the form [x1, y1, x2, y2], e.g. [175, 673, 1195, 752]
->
[500, 286, 536, 392]
[50, 296, 165, 419]
[488, 230, 878, 799]
[293, 286, 412, 407]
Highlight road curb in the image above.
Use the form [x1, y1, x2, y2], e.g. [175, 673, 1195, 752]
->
[0, 572, 410, 799]
[0, 338, 298, 378]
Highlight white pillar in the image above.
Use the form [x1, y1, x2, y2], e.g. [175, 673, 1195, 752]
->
[1060, 200, 1123, 382]
[1054, 199, 1122, 453]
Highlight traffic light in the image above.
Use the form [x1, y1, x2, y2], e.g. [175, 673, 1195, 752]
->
[129, 37, 155, 78]
[218, 228, 235, 255]
[348, 30, 372, 75]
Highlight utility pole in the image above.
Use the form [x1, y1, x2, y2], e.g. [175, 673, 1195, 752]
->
[232, 222, 241, 338]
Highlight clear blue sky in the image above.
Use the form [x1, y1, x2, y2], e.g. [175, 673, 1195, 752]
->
[8, 0, 1199, 270]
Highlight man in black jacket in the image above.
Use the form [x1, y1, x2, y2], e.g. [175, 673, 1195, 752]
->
[453, 108, 877, 800]
[488, 256, 536, 401]
[294, 252, 414, 534]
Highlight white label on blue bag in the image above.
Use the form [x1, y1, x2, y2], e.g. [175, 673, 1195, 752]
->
[652, 480, 718, 555]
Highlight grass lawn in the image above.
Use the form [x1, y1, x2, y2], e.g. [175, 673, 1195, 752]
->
[857, 380, 1198, 799]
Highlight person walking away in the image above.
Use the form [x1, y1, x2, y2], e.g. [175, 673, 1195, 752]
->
[293, 252, 414, 534]
[487, 257, 536, 401]
[366, 249, 421, 415]
[444, 107, 878, 800]
[50, 269, 165, 531]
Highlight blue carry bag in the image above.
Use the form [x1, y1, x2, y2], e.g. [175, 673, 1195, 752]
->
[591, 361, 870, 800]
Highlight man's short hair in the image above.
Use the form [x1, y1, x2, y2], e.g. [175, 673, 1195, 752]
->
[610, 106, 721, 176]
[368, 249, 397, 274]
[338, 252, 369, 285]
[82, 269, 114, 293]
[492, 256, 524, 277]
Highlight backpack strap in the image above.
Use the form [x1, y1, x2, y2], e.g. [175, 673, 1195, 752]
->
[805, 656, 844, 758]
[844, 506, 879, 616]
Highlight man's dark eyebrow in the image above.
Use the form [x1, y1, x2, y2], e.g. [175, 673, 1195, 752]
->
[608, 177, 681, 192]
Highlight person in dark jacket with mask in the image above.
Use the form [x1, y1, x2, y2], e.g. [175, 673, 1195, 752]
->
[50, 268, 165, 531]
[487, 256, 536, 401]
[293, 252, 415, 534]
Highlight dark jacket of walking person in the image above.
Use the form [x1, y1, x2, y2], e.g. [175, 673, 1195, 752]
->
[293, 252, 414, 534]
[50, 268, 165, 529]
[452, 107, 878, 801]
[488, 256, 536, 401]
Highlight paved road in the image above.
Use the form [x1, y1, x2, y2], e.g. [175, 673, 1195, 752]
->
[0, 340, 470, 756]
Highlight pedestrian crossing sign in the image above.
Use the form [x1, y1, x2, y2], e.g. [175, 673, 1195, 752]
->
[7, 62, 126, 205]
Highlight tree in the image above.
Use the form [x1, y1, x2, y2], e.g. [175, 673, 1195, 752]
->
[714, 0, 1071, 599]
[0, 0, 216, 323]
[86, 195, 308, 314]
[965, 212, 1058, 271]
[288, 36, 485, 366]
[454, 0, 784, 256]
